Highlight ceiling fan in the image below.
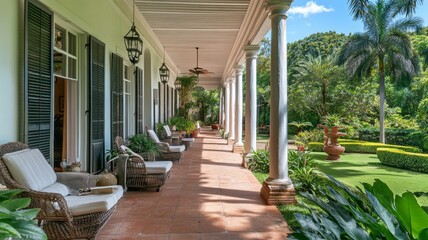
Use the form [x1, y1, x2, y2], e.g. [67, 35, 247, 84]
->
[189, 47, 212, 76]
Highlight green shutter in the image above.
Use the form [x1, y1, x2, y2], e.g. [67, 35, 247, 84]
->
[111, 53, 123, 147]
[135, 67, 144, 134]
[24, 0, 53, 161]
[88, 36, 105, 174]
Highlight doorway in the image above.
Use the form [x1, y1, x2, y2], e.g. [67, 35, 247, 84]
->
[54, 77, 67, 169]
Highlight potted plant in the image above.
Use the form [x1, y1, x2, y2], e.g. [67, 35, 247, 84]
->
[128, 134, 160, 159]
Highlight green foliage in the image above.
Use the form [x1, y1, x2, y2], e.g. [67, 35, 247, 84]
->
[193, 88, 219, 125]
[288, 31, 349, 82]
[169, 117, 196, 133]
[308, 141, 422, 154]
[0, 189, 47, 240]
[294, 129, 324, 147]
[248, 149, 270, 173]
[377, 148, 428, 173]
[359, 128, 426, 149]
[128, 134, 160, 156]
[177, 75, 198, 119]
[290, 176, 428, 240]
[289, 151, 319, 193]
[417, 98, 428, 129]
[288, 121, 313, 135]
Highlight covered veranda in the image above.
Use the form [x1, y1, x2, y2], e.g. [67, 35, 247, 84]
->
[97, 128, 289, 239]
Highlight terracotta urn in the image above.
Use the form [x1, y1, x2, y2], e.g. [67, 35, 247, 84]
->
[323, 145, 345, 160]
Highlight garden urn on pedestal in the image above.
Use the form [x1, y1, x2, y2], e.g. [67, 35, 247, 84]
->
[318, 125, 346, 160]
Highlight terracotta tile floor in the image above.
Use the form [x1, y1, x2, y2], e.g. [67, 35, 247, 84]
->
[96, 128, 290, 240]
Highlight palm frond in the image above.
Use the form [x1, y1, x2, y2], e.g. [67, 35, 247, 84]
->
[348, 0, 370, 20]
[392, 0, 423, 17]
[388, 17, 424, 32]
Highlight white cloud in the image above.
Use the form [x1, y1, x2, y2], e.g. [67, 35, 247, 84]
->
[289, 1, 334, 18]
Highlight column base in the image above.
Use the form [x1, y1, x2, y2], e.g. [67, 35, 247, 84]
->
[233, 142, 244, 153]
[260, 180, 297, 205]
[242, 152, 252, 168]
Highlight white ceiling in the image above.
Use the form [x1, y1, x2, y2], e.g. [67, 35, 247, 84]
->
[133, 0, 269, 89]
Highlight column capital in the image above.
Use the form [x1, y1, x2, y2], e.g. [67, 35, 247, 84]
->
[229, 78, 236, 84]
[244, 45, 260, 58]
[266, 0, 294, 17]
[235, 65, 244, 75]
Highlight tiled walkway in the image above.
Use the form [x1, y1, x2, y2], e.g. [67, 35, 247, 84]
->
[96, 128, 290, 240]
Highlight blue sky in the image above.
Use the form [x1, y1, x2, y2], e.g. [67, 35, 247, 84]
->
[285, 0, 428, 43]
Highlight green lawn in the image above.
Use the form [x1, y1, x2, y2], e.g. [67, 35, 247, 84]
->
[253, 152, 428, 230]
[312, 152, 428, 206]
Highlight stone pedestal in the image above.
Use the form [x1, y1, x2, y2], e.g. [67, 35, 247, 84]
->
[260, 181, 296, 205]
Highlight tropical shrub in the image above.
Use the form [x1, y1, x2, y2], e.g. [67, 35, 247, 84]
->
[377, 148, 428, 173]
[294, 129, 324, 147]
[248, 149, 270, 173]
[0, 189, 47, 240]
[128, 134, 160, 156]
[288, 150, 319, 193]
[308, 141, 422, 153]
[359, 128, 426, 149]
[290, 176, 428, 240]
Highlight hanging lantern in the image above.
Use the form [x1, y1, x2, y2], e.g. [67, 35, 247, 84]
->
[124, 0, 143, 65]
[159, 46, 170, 84]
[174, 77, 181, 91]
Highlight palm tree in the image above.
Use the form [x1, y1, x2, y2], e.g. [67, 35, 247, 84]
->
[338, 0, 423, 143]
[294, 53, 338, 117]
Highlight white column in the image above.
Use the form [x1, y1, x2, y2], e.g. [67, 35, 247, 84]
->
[234, 65, 244, 148]
[244, 45, 259, 154]
[261, 0, 295, 205]
[229, 78, 236, 141]
[224, 82, 230, 134]
[219, 88, 223, 127]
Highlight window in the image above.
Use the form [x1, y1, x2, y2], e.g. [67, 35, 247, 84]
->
[54, 24, 77, 80]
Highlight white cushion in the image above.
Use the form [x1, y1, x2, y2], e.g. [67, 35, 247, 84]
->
[2, 149, 57, 191]
[40, 182, 69, 196]
[64, 185, 123, 216]
[163, 125, 172, 137]
[181, 138, 195, 142]
[169, 145, 185, 153]
[147, 130, 161, 143]
[145, 161, 173, 174]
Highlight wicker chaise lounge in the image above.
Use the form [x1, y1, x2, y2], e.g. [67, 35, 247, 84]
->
[163, 125, 195, 149]
[0, 142, 123, 240]
[147, 129, 185, 162]
[117, 145, 172, 191]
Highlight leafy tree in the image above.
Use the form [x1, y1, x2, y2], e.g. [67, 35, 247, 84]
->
[192, 87, 219, 125]
[337, 0, 423, 143]
[288, 31, 349, 84]
[293, 53, 339, 117]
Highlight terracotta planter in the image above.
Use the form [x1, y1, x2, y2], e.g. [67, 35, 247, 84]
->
[297, 146, 305, 152]
[211, 124, 219, 130]
[323, 145, 345, 160]
[192, 129, 199, 138]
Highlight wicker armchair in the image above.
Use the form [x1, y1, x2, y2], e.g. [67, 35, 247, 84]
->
[147, 129, 185, 162]
[0, 142, 123, 240]
[117, 145, 172, 191]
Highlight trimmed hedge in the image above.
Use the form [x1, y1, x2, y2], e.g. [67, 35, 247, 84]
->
[377, 148, 428, 173]
[308, 141, 422, 154]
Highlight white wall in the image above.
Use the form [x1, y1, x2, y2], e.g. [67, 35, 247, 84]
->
[0, 0, 164, 148]
[0, 1, 21, 144]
